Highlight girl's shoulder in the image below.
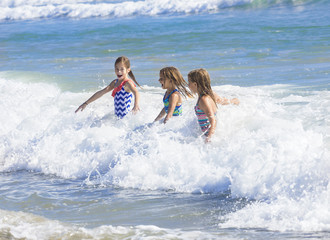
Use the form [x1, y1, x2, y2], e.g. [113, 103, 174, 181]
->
[172, 89, 181, 96]
[123, 79, 138, 93]
[197, 95, 217, 114]
[198, 94, 210, 101]
[107, 79, 117, 90]
[198, 95, 215, 107]
[124, 79, 136, 88]
[169, 89, 182, 99]
[109, 79, 117, 85]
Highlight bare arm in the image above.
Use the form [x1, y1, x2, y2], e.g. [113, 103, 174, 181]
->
[213, 91, 239, 105]
[154, 107, 166, 122]
[230, 98, 240, 105]
[214, 91, 229, 105]
[75, 80, 115, 113]
[198, 95, 217, 142]
[164, 92, 180, 123]
[125, 81, 140, 113]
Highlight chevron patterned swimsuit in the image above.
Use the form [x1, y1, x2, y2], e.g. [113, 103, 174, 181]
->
[113, 80, 133, 118]
[163, 89, 182, 116]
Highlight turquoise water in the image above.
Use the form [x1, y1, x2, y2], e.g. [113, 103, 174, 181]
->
[1, 1, 329, 91]
[0, 0, 329, 239]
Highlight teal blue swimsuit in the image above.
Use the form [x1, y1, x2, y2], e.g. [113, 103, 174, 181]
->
[163, 89, 182, 116]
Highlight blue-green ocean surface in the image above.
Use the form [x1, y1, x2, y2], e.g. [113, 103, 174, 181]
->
[0, 0, 329, 239]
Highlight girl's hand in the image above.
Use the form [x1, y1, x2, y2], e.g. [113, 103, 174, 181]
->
[205, 136, 211, 143]
[163, 117, 170, 124]
[230, 98, 240, 105]
[132, 106, 140, 114]
[217, 97, 229, 105]
[75, 102, 88, 113]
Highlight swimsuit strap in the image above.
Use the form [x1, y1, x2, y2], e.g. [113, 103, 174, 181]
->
[112, 79, 136, 97]
[163, 89, 182, 116]
[163, 89, 178, 102]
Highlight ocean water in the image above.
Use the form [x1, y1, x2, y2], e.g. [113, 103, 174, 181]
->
[0, 0, 330, 239]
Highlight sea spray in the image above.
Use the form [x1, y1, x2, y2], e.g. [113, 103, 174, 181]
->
[1, 78, 328, 195]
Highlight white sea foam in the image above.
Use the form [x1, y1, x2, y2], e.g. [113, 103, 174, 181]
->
[220, 184, 330, 232]
[0, 0, 253, 21]
[0, 209, 214, 239]
[1, 0, 317, 21]
[0, 75, 329, 232]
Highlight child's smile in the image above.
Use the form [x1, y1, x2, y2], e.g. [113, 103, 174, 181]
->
[115, 62, 130, 81]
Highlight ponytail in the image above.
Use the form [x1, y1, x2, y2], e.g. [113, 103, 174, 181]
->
[129, 70, 141, 88]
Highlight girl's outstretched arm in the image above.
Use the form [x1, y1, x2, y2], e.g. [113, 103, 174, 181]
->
[75, 80, 115, 113]
[230, 98, 240, 105]
[213, 91, 239, 105]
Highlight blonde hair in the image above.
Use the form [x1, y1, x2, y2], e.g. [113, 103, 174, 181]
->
[115, 56, 141, 87]
[188, 68, 216, 104]
[160, 66, 192, 98]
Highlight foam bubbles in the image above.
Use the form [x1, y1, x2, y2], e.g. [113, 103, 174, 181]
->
[1, 77, 329, 232]
[0, 209, 214, 239]
[220, 185, 330, 232]
[0, 0, 251, 21]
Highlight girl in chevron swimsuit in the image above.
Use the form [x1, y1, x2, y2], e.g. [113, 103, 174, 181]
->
[75, 56, 141, 119]
[154, 67, 192, 124]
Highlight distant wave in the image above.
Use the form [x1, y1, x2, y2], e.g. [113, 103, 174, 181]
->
[0, 0, 320, 21]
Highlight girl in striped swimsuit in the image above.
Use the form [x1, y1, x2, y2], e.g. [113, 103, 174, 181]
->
[188, 68, 218, 142]
[75, 56, 141, 119]
[154, 67, 192, 124]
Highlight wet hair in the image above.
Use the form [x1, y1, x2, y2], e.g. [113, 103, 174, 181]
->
[115, 56, 141, 87]
[188, 68, 216, 104]
[160, 66, 192, 98]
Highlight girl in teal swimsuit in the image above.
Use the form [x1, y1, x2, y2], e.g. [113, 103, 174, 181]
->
[154, 67, 192, 124]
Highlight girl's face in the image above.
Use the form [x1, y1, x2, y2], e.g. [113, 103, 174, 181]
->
[158, 74, 172, 90]
[115, 62, 130, 81]
[188, 77, 198, 94]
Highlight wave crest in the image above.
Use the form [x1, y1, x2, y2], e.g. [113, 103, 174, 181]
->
[1, 0, 316, 21]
